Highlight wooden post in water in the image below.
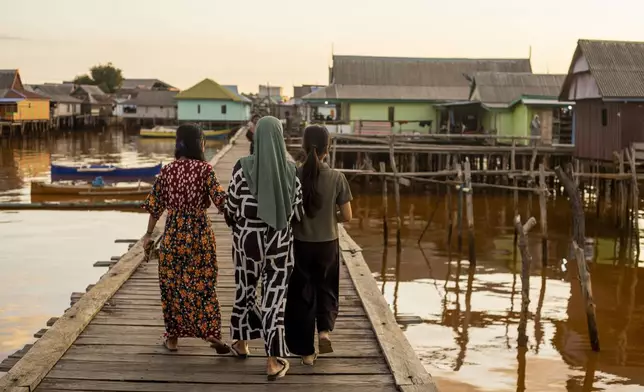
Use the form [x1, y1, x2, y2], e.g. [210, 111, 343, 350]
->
[446, 155, 454, 248]
[538, 163, 548, 265]
[380, 162, 388, 247]
[464, 159, 476, 264]
[514, 215, 537, 348]
[455, 162, 464, 252]
[511, 140, 519, 248]
[555, 164, 586, 257]
[388, 136, 403, 251]
[572, 241, 601, 352]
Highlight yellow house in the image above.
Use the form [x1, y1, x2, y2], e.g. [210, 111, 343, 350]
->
[0, 69, 49, 122]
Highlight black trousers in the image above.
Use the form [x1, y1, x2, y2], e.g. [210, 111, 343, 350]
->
[285, 239, 340, 356]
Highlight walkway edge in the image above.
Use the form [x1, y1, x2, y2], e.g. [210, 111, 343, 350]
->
[0, 128, 246, 392]
[338, 225, 439, 392]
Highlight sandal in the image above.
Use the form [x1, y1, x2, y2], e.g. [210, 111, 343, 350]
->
[162, 336, 178, 352]
[318, 336, 333, 354]
[207, 337, 231, 355]
[301, 353, 318, 366]
[229, 340, 249, 359]
[267, 357, 289, 381]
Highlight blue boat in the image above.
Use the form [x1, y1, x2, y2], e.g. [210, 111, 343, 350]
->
[51, 162, 162, 179]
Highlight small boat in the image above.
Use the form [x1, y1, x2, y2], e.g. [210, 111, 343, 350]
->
[31, 181, 152, 196]
[140, 126, 231, 140]
[50, 162, 162, 178]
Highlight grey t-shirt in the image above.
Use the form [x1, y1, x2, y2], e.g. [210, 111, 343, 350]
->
[293, 162, 352, 242]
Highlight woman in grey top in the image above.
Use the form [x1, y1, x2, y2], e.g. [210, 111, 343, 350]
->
[284, 125, 353, 366]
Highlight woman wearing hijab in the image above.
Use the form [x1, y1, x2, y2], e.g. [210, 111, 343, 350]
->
[142, 124, 231, 354]
[225, 116, 304, 380]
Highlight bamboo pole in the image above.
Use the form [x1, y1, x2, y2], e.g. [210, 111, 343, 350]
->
[380, 162, 388, 247]
[464, 159, 476, 264]
[514, 215, 537, 348]
[538, 163, 548, 265]
[446, 155, 454, 249]
[388, 136, 402, 251]
[572, 241, 600, 352]
[455, 163, 464, 252]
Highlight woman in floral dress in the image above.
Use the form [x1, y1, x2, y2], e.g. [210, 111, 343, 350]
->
[142, 124, 231, 354]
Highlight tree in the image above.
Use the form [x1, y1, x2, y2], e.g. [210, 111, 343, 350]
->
[73, 62, 124, 93]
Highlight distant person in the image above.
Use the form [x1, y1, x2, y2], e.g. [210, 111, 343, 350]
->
[225, 116, 304, 380]
[246, 114, 261, 154]
[285, 125, 352, 365]
[142, 124, 231, 355]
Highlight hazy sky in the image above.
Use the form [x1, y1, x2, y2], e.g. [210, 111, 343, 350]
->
[3, 0, 644, 95]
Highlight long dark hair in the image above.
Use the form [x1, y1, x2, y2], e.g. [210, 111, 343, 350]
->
[301, 125, 330, 218]
[175, 124, 205, 161]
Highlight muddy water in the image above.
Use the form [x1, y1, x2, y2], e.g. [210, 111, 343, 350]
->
[344, 188, 644, 391]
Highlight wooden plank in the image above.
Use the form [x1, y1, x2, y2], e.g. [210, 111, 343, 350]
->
[338, 225, 438, 391]
[51, 357, 390, 374]
[38, 379, 397, 391]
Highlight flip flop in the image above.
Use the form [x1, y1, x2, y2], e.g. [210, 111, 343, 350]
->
[318, 337, 333, 354]
[208, 338, 231, 355]
[301, 353, 318, 366]
[267, 358, 289, 381]
[228, 340, 248, 359]
[162, 336, 178, 352]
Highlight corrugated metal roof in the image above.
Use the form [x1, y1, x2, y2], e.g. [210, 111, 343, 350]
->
[472, 72, 566, 104]
[176, 79, 241, 101]
[331, 55, 532, 87]
[30, 84, 83, 103]
[0, 70, 17, 89]
[303, 84, 469, 101]
[222, 85, 252, 103]
[579, 39, 644, 98]
[123, 90, 177, 106]
[121, 78, 175, 90]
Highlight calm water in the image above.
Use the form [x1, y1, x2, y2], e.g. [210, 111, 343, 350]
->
[1, 129, 643, 391]
[344, 189, 644, 391]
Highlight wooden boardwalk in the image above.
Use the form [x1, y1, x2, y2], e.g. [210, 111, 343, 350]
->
[0, 129, 436, 392]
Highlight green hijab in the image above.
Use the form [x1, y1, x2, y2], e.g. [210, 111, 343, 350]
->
[240, 116, 297, 231]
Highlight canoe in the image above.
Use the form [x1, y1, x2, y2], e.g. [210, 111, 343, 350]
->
[50, 162, 162, 178]
[31, 181, 152, 196]
[140, 126, 231, 140]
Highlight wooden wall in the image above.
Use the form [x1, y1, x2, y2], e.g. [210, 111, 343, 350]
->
[574, 100, 644, 161]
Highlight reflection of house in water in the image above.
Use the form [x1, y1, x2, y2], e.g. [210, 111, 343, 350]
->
[553, 263, 644, 386]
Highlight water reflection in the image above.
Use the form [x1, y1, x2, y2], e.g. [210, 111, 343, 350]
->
[345, 188, 644, 391]
[0, 128, 224, 203]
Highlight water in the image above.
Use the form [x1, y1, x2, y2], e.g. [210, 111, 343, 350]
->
[344, 189, 644, 391]
[1, 129, 643, 390]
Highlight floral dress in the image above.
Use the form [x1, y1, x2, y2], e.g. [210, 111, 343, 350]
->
[142, 159, 226, 341]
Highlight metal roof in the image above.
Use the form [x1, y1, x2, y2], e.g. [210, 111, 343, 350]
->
[331, 55, 532, 86]
[303, 84, 469, 101]
[176, 79, 241, 101]
[121, 78, 175, 90]
[561, 39, 644, 99]
[471, 72, 566, 104]
[30, 84, 83, 103]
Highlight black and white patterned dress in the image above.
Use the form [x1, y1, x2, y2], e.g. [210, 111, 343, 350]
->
[225, 160, 303, 357]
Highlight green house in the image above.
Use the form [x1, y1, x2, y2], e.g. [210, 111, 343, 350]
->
[440, 72, 574, 144]
[302, 55, 532, 134]
[176, 79, 251, 128]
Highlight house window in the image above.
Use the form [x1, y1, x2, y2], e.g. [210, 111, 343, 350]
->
[388, 106, 395, 123]
[221, 105, 227, 114]
[601, 108, 608, 127]
[198, 104, 201, 114]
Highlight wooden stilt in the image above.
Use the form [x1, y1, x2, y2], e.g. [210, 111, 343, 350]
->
[514, 215, 537, 348]
[464, 159, 475, 264]
[539, 163, 548, 265]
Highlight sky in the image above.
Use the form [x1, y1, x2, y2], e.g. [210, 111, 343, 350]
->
[3, 0, 644, 96]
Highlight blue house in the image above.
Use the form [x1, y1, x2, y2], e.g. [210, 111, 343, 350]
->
[176, 79, 251, 128]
